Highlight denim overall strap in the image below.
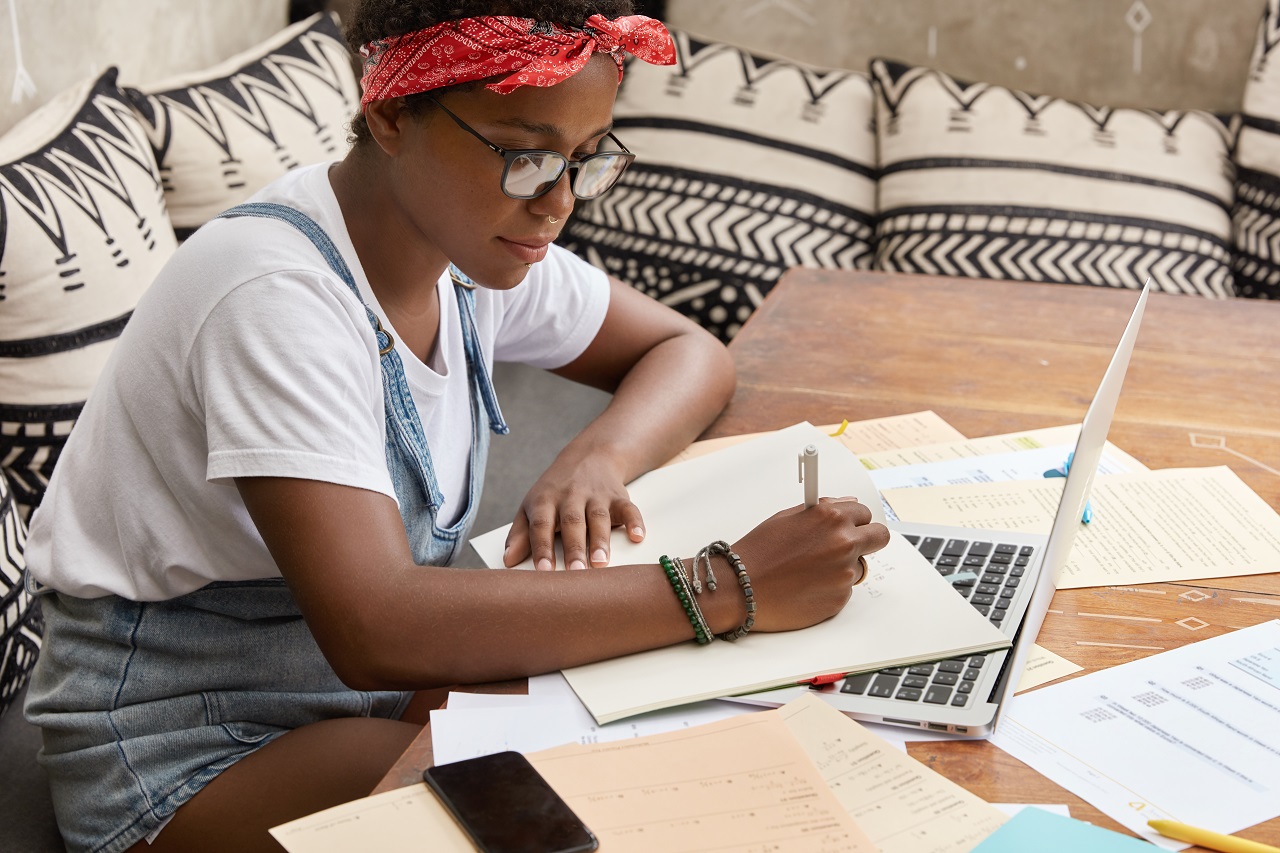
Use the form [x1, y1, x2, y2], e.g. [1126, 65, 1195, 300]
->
[448, 265, 509, 436]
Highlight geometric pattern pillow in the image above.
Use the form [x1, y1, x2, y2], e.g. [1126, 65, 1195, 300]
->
[0, 68, 178, 515]
[0, 471, 34, 719]
[871, 59, 1236, 299]
[125, 12, 359, 238]
[558, 30, 877, 341]
[1233, 0, 1280, 299]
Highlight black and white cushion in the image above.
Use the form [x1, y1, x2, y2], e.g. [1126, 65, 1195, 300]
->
[0, 472, 34, 718]
[125, 12, 359, 238]
[1233, 0, 1280, 299]
[558, 30, 877, 340]
[871, 59, 1236, 298]
[0, 68, 178, 515]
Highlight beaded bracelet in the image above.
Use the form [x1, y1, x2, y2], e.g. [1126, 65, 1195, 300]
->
[659, 555, 712, 644]
[698, 540, 756, 642]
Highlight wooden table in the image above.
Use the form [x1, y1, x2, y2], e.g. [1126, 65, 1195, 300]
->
[378, 270, 1280, 848]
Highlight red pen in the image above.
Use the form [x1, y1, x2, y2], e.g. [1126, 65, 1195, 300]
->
[805, 672, 845, 686]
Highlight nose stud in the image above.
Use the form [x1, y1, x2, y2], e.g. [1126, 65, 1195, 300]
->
[548, 215, 559, 224]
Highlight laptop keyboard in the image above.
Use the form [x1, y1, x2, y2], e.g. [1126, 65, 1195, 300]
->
[837, 535, 1036, 710]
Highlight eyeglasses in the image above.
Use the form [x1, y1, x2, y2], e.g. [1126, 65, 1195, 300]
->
[428, 96, 635, 200]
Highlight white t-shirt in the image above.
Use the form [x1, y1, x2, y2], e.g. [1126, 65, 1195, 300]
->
[26, 163, 609, 600]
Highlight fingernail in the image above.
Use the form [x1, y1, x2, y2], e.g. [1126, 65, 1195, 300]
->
[631, 526, 645, 538]
[568, 559, 587, 572]
[536, 558, 552, 572]
[591, 548, 607, 565]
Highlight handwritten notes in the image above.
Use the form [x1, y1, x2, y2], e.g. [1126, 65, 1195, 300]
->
[779, 695, 1007, 853]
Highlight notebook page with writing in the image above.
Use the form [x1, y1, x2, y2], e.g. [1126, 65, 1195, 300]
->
[471, 422, 1009, 724]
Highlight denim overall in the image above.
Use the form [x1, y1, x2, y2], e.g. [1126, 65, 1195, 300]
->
[26, 203, 508, 853]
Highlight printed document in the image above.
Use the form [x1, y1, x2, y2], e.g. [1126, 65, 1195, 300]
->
[857, 424, 1146, 471]
[990, 620, 1280, 850]
[882, 467, 1280, 588]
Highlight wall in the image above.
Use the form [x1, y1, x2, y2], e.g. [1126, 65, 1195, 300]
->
[666, 0, 1265, 113]
[0, 0, 288, 135]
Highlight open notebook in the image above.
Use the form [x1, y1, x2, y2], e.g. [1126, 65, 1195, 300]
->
[470, 421, 1009, 725]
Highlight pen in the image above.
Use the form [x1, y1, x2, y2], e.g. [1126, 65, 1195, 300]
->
[1148, 820, 1280, 853]
[799, 444, 819, 508]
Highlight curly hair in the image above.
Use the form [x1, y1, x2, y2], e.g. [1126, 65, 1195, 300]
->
[344, 1, 637, 145]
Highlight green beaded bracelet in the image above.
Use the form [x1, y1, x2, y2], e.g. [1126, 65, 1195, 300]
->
[660, 555, 712, 644]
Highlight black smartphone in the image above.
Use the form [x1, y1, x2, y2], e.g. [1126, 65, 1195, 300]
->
[423, 751, 598, 853]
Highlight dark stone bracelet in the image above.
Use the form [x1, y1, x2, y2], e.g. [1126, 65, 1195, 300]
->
[701, 540, 756, 642]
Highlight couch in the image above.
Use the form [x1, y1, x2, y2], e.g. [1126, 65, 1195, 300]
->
[6, 3, 1280, 850]
[558, 6, 1280, 348]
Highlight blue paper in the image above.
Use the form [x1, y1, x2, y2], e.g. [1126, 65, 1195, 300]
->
[972, 807, 1157, 852]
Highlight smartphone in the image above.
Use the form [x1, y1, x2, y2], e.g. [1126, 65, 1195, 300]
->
[423, 751, 598, 853]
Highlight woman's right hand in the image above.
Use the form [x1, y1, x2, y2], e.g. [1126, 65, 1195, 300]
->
[701, 497, 890, 635]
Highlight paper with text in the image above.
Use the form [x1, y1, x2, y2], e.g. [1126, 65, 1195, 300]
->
[528, 710, 877, 852]
[661, 411, 966, 467]
[778, 694, 1007, 853]
[1016, 645, 1084, 693]
[430, 696, 757, 766]
[858, 424, 1146, 472]
[882, 467, 1280, 589]
[990, 620, 1280, 850]
[269, 784, 473, 853]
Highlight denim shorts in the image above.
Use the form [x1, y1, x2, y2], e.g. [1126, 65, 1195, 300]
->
[24, 580, 411, 853]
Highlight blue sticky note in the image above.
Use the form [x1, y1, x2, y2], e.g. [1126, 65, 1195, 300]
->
[972, 807, 1155, 852]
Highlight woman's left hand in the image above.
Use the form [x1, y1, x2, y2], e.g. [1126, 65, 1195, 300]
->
[503, 449, 646, 571]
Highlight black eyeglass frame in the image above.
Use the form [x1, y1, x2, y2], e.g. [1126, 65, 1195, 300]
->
[427, 95, 636, 200]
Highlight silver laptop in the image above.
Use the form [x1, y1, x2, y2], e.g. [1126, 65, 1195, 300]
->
[728, 280, 1152, 737]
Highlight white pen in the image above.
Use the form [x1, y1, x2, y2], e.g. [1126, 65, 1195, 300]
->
[799, 444, 819, 508]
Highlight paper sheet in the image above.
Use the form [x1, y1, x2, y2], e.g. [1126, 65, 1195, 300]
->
[472, 423, 1009, 724]
[882, 466, 1280, 589]
[990, 620, 1280, 850]
[661, 411, 966, 467]
[857, 424, 1147, 472]
[269, 783, 474, 853]
[970, 806, 1156, 852]
[869, 444, 1145, 492]
[528, 709, 878, 852]
[1016, 645, 1084, 693]
[778, 694, 1008, 853]
[430, 695, 757, 766]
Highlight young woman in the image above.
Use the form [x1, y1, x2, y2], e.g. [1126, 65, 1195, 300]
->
[24, 2, 889, 851]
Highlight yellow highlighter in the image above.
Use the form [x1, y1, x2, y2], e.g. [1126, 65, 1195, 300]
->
[1148, 820, 1280, 853]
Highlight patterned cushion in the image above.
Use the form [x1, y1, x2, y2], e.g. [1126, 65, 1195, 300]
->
[1233, 0, 1280, 299]
[871, 59, 1236, 298]
[0, 68, 177, 514]
[125, 12, 359, 237]
[558, 30, 877, 340]
[0, 472, 34, 718]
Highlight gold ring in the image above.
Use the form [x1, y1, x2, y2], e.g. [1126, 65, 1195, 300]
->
[852, 555, 870, 586]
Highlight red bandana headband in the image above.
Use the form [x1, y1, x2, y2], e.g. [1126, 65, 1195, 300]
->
[359, 14, 676, 105]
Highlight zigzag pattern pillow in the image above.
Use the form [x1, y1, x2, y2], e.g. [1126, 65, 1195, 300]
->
[1234, 0, 1280, 299]
[126, 12, 359, 237]
[872, 59, 1236, 298]
[558, 30, 876, 341]
[0, 472, 34, 718]
[0, 68, 177, 514]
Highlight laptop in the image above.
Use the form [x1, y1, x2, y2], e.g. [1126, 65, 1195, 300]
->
[726, 280, 1153, 737]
